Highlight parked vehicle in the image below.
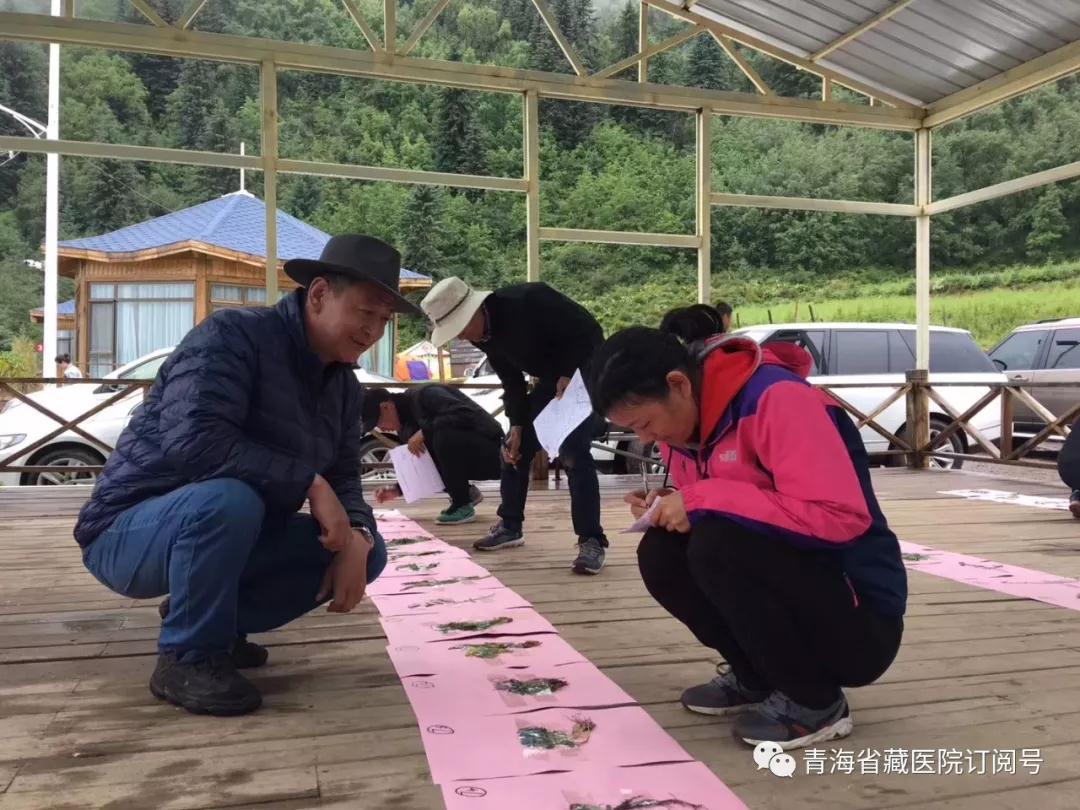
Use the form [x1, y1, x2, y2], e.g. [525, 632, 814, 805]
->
[732, 323, 1006, 469]
[988, 317, 1080, 444]
[0, 348, 397, 487]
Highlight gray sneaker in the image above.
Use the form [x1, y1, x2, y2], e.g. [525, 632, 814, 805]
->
[1070, 490, 1080, 520]
[469, 485, 484, 507]
[474, 521, 525, 551]
[571, 537, 606, 575]
[680, 665, 770, 716]
[733, 691, 853, 750]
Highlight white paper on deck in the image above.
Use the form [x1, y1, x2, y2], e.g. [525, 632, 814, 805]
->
[621, 498, 662, 534]
[532, 370, 592, 459]
[389, 445, 446, 503]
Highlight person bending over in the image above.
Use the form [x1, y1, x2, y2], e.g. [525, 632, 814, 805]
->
[363, 384, 503, 525]
[421, 277, 608, 575]
[585, 323, 906, 750]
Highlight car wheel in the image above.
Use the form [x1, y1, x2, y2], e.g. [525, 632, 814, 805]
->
[625, 439, 666, 476]
[358, 436, 395, 482]
[927, 417, 965, 470]
[893, 417, 965, 470]
[25, 446, 103, 486]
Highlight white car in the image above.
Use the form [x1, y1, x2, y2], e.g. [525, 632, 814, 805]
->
[734, 323, 1006, 469]
[0, 348, 396, 487]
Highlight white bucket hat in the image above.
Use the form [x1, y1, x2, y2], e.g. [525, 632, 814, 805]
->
[422, 277, 492, 347]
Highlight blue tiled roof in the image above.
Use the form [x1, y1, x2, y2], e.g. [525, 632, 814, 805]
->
[32, 299, 76, 317]
[58, 192, 428, 282]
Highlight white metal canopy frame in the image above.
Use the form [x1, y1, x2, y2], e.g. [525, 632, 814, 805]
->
[2, 0, 1080, 374]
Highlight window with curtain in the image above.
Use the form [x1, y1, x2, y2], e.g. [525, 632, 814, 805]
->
[210, 284, 269, 312]
[56, 330, 74, 360]
[89, 283, 194, 375]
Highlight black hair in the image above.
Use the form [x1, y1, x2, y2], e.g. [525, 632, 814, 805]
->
[715, 300, 733, 319]
[54, 353, 71, 364]
[658, 304, 724, 344]
[586, 327, 694, 415]
[360, 387, 393, 430]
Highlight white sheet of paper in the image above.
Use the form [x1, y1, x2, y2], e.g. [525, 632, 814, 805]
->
[389, 445, 446, 504]
[532, 370, 592, 459]
[621, 498, 661, 534]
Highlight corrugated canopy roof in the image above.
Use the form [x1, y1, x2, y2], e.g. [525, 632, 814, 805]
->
[687, 0, 1080, 106]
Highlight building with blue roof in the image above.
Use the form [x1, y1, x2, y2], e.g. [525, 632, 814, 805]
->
[42, 191, 430, 377]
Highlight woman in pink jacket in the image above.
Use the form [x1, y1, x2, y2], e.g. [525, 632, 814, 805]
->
[586, 321, 906, 750]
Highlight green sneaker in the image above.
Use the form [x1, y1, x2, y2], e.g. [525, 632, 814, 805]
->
[437, 504, 476, 525]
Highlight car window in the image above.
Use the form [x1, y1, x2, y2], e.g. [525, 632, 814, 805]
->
[119, 354, 168, 381]
[765, 330, 825, 375]
[988, 330, 1048, 371]
[832, 330, 889, 375]
[899, 331, 998, 373]
[1048, 328, 1080, 370]
[888, 330, 916, 373]
[929, 332, 997, 373]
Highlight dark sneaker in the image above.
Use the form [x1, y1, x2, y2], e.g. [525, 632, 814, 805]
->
[158, 597, 269, 669]
[1070, 490, 1080, 520]
[437, 503, 477, 525]
[571, 537, 606, 575]
[733, 691, 853, 750]
[232, 638, 269, 669]
[473, 521, 525, 551]
[680, 665, 770, 716]
[149, 651, 262, 716]
[469, 485, 484, 507]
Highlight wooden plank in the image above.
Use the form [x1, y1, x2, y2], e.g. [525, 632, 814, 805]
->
[4, 468, 1080, 808]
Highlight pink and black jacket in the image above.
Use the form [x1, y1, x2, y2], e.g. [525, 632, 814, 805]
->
[665, 336, 907, 617]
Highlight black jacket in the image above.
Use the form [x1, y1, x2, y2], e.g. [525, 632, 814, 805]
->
[392, 385, 504, 442]
[74, 290, 375, 547]
[474, 283, 604, 427]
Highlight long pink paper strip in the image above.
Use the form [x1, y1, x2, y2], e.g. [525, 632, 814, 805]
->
[442, 762, 748, 810]
[418, 705, 694, 783]
[901, 541, 1080, 611]
[368, 512, 744, 807]
[395, 660, 636, 718]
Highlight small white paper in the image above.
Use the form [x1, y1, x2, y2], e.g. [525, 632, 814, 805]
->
[621, 498, 662, 534]
[532, 370, 593, 459]
[389, 445, 446, 503]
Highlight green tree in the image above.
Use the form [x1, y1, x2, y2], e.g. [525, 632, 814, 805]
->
[686, 33, 743, 92]
[400, 185, 444, 276]
[434, 86, 486, 180]
[1026, 184, 1068, 261]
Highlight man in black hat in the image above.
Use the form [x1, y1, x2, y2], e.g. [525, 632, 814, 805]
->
[75, 234, 419, 717]
[362, 385, 503, 525]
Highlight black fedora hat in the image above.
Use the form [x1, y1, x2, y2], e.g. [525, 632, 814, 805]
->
[284, 234, 423, 317]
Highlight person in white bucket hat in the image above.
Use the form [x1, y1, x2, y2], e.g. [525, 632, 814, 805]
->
[422, 277, 609, 575]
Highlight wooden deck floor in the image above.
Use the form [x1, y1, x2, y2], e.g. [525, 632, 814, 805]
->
[2, 468, 1080, 809]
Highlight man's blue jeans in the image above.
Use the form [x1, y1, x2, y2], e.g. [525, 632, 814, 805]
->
[82, 479, 387, 658]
